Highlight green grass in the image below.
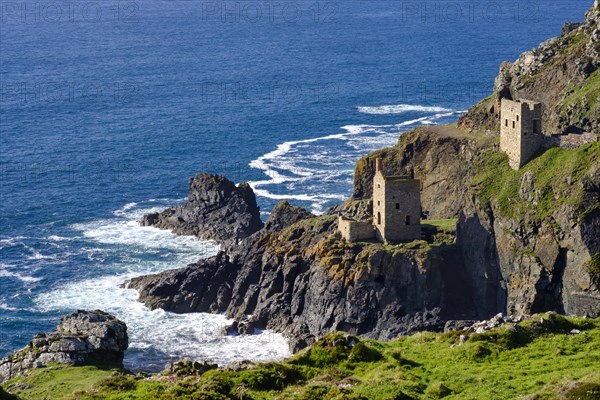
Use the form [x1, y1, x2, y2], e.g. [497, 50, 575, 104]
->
[2, 363, 118, 399]
[421, 219, 457, 246]
[560, 69, 600, 123]
[4, 316, 600, 400]
[470, 142, 599, 223]
[587, 253, 600, 280]
[422, 219, 457, 233]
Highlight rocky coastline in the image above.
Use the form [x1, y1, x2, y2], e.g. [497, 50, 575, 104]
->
[1, 3, 599, 399]
[128, 183, 475, 351]
[127, 2, 600, 354]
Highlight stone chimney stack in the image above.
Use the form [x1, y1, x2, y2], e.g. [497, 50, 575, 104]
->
[375, 158, 383, 173]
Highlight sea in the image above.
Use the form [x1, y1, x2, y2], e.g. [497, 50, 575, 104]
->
[0, 0, 592, 371]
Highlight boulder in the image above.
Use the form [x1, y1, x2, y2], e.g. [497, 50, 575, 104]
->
[0, 310, 128, 384]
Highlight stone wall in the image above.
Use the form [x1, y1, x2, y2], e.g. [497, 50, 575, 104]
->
[500, 99, 521, 169]
[338, 216, 375, 242]
[373, 172, 421, 242]
[519, 100, 543, 167]
[543, 132, 600, 149]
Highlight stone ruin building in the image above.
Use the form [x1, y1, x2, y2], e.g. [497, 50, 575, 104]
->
[500, 98, 543, 170]
[338, 159, 421, 243]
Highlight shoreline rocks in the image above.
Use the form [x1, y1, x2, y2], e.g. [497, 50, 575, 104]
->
[0, 310, 128, 384]
[128, 195, 476, 352]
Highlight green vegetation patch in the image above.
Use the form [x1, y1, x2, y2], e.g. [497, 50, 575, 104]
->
[422, 219, 458, 246]
[470, 142, 599, 223]
[587, 253, 600, 280]
[560, 69, 600, 122]
[422, 219, 457, 233]
[2, 363, 118, 399]
[4, 316, 600, 400]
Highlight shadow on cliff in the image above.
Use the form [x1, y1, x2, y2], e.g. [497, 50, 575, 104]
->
[457, 211, 508, 319]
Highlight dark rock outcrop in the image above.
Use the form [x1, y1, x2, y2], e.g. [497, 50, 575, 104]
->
[264, 200, 313, 232]
[141, 173, 263, 246]
[0, 310, 128, 384]
[0, 386, 18, 400]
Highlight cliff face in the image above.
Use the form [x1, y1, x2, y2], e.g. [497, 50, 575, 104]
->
[460, 146, 600, 318]
[355, 131, 600, 320]
[129, 202, 475, 351]
[458, 4, 600, 134]
[353, 126, 491, 219]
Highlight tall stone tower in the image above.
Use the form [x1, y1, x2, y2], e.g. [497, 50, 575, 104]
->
[372, 159, 421, 243]
[500, 99, 543, 170]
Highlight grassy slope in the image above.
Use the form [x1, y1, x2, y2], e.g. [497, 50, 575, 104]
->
[2, 364, 118, 399]
[560, 69, 600, 122]
[470, 142, 599, 223]
[4, 315, 600, 400]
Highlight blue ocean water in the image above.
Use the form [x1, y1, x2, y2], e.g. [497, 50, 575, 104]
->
[0, 0, 592, 370]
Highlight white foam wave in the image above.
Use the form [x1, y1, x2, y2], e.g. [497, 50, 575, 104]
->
[0, 266, 42, 283]
[248, 109, 459, 213]
[0, 236, 28, 250]
[31, 201, 289, 369]
[357, 104, 453, 115]
[70, 202, 220, 262]
[113, 203, 172, 219]
[0, 302, 20, 311]
[35, 266, 290, 368]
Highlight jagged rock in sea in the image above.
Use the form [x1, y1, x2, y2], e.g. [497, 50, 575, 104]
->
[0, 310, 128, 384]
[140, 173, 264, 246]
